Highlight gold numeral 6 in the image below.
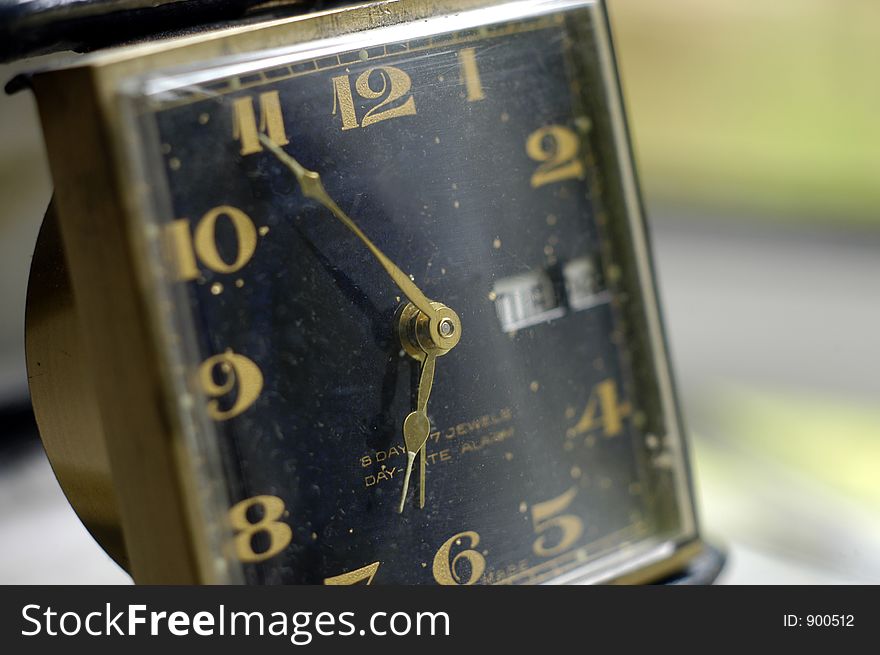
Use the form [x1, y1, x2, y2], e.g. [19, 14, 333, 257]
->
[530, 487, 584, 557]
[228, 495, 292, 563]
[433, 530, 486, 585]
[526, 124, 585, 188]
[165, 205, 258, 281]
[199, 350, 263, 421]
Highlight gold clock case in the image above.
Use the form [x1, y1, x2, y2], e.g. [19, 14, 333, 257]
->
[24, 0, 704, 584]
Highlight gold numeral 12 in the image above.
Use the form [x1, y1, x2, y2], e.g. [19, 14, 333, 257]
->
[332, 66, 417, 130]
[232, 90, 289, 155]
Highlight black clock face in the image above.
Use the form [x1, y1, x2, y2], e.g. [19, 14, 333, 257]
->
[136, 8, 693, 584]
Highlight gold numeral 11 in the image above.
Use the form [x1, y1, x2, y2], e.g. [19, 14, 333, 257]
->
[232, 90, 289, 155]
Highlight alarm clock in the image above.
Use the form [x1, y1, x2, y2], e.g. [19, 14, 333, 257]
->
[22, 0, 711, 584]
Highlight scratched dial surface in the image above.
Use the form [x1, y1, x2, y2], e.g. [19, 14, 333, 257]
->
[136, 8, 695, 584]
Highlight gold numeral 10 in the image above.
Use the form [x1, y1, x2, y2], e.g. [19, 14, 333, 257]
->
[199, 350, 263, 420]
[566, 378, 631, 439]
[324, 561, 381, 585]
[332, 66, 417, 130]
[526, 124, 585, 188]
[232, 90, 289, 155]
[433, 530, 486, 585]
[165, 205, 258, 281]
[228, 495, 292, 563]
[530, 487, 584, 557]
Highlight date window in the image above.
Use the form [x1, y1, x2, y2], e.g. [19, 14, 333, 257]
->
[563, 256, 608, 311]
[492, 270, 565, 333]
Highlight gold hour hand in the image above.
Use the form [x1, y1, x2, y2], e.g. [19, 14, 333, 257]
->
[398, 352, 436, 514]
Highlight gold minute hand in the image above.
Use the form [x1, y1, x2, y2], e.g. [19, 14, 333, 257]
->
[259, 135, 439, 323]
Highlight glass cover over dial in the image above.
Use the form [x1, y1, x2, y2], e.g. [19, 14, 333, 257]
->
[127, 1, 697, 585]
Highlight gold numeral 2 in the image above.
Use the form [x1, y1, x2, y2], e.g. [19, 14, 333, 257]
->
[530, 487, 584, 557]
[228, 495, 292, 563]
[232, 90, 289, 155]
[165, 205, 258, 281]
[332, 66, 417, 130]
[433, 531, 486, 585]
[199, 349, 263, 420]
[324, 561, 381, 585]
[458, 48, 486, 102]
[526, 124, 585, 188]
[566, 378, 631, 439]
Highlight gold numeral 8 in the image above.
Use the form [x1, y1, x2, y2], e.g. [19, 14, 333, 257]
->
[228, 495, 292, 563]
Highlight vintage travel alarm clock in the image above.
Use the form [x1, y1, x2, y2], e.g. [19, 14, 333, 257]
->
[20, 0, 719, 584]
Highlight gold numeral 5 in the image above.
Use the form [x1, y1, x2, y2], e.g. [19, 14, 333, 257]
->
[526, 124, 585, 188]
[433, 531, 486, 585]
[530, 487, 584, 557]
[199, 350, 263, 420]
[566, 378, 631, 439]
[332, 66, 417, 130]
[232, 90, 289, 155]
[324, 561, 381, 585]
[228, 495, 292, 563]
[164, 205, 258, 281]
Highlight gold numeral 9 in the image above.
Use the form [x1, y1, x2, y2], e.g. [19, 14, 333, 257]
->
[530, 487, 584, 557]
[526, 124, 585, 188]
[332, 66, 417, 130]
[232, 90, 289, 155]
[566, 378, 630, 439]
[228, 495, 292, 563]
[324, 561, 381, 585]
[165, 205, 258, 281]
[432, 531, 486, 585]
[199, 350, 263, 420]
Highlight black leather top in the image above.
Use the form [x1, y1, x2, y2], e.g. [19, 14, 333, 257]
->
[0, 0, 347, 62]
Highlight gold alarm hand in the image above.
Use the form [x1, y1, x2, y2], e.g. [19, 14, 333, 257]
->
[259, 135, 438, 323]
[398, 352, 436, 513]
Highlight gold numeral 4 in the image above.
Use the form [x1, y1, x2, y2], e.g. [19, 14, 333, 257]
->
[228, 495, 292, 563]
[566, 378, 631, 439]
[332, 66, 417, 130]
[232, 90, 289, 155]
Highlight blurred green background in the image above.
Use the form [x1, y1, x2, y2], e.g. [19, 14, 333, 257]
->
[0, 0, 877, 582]
[613, 0, 880, 223]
